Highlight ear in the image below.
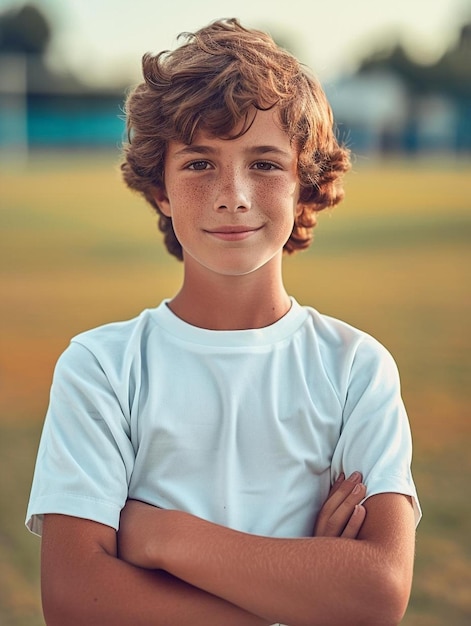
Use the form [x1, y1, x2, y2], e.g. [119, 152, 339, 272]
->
[151, 186, 171, 217]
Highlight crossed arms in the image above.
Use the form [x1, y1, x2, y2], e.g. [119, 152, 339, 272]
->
[40, 473, 416, 626]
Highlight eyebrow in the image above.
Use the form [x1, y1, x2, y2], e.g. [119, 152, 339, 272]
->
[171, 144, 292, 159]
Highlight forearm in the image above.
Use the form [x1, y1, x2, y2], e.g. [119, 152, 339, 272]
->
[41, 516, 268, 626]
[117, 493, 415, 626]
[43, 551, 269, 626]
[155, 512, 401, 626]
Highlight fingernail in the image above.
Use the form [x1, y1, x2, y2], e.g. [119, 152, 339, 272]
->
[348, 471, 361, 482]
[352, 483, 363, 494]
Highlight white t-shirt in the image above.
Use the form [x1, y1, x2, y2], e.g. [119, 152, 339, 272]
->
[26, 298, 421, 537]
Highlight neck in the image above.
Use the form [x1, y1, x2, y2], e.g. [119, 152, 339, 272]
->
[168, 262, 291, 331]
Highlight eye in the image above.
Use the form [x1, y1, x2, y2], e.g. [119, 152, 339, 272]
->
[187, 160, 212, 171]
[252, 161, 279, 171]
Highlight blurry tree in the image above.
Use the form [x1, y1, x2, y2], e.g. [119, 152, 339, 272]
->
[355, 21, 471, 152]
[357, 21, 471, 99]
[0, 3, 51, 56]
[0, 3, 87, 93]
[0, 2, 126, 153]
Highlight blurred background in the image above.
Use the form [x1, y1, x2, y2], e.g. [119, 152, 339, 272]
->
[0, 0, 470, 624]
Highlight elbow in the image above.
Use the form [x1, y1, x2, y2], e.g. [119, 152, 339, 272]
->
[310, 566, 411, 626]
[42, 581, 74, 626]
[358, 567, 412, 626]
[384, 570, 412, 626]
[41, 587, 63, 626]
[42, 576, 86, 626]
[297, 574, 410, 626]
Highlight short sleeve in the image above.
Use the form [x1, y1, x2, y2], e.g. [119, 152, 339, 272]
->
[26, 341, 136, 536]
[330, 337, 421, 525]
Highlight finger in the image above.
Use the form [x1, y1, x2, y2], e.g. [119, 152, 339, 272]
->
[341, 504, 366, 539]
[316, 482, 366, 537]
[328, 472, 346, 497]
[319, 472, 363, 518]
[330, 482, 366, 528]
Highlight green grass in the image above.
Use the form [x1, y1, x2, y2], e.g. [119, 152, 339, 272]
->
[1, 152, 470, 625]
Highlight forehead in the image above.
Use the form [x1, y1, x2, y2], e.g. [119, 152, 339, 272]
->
[169, 109, 295, 155]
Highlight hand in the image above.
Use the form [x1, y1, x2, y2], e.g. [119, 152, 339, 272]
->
[313, 472, 366, 539]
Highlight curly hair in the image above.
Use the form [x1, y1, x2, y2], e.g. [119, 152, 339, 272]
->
[121, 18, 351, 260]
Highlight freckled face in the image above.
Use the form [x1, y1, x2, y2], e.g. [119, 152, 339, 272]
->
[152, 109, 301, 277]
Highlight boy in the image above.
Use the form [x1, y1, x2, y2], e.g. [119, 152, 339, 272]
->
[26, 18, 420, 626]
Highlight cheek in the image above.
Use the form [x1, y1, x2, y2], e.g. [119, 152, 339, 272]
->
[168, 185, 207, 241]
[169, 182, 205, 216]
[258, 179, 299, 217]
[262, 175, 298, 199]
[180, 181, 213, 209]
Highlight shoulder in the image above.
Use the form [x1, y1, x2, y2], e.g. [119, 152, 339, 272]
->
[68, 306, 162, 364]
[72, 307, 157, 351]
[301, 304, 396, 369]
[295, 303, 402, 403]
[52, 306, 163, 391]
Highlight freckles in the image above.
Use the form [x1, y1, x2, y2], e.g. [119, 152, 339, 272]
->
[257, 178, 298, 208]
[257, 178, 282, 201]
[175, 182, 209, 217]
[188, 181, 213, 204]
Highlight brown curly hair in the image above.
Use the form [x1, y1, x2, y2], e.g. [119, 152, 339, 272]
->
[121, 18, 351, 260]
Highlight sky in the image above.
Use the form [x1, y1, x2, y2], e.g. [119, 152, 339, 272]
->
[1, 0, 470, 87]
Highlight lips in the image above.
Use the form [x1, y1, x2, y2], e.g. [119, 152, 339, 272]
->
[205, 225, 262, 241]
[206, 225, 261, 233]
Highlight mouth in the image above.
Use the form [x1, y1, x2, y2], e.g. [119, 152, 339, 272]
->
[204, 225, 262, 241]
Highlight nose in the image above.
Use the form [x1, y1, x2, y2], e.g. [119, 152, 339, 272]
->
[213, 166, 251, 213]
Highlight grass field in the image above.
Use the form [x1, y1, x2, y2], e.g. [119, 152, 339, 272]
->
[1, 152, 470, 625]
